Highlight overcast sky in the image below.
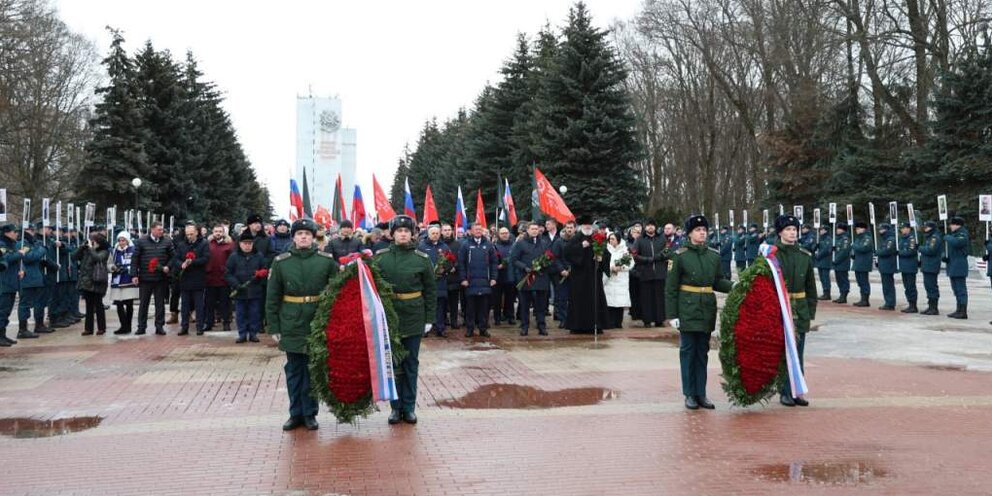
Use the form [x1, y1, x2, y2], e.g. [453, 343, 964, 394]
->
[57, 0, 643, 217]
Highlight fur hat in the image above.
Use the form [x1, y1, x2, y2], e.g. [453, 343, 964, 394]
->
[774, 215, 800, 233]
[683, 214, 709, 233]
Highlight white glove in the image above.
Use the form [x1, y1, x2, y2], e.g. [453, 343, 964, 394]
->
[669, 318, 680, 329]
[271, 334, 281, 343]
[424, 324, 433, 335]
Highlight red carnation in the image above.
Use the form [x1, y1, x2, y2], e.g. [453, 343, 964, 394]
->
[254, 269, 269, 279]
[544, 249, 555, 259]
[592, 232, 607, 243]
[444, 251, 457, 264]
[148, 258, 159, 273]
[185, 251, 195, 260]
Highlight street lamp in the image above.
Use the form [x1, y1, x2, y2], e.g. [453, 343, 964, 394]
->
[131, 177, 142, 217]
[559, 185, 567, 195]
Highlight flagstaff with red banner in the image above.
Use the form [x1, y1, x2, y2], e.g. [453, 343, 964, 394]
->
[373, 174, 396, 222]
[475, 189, 487, 229]
[534, 167, 575, 223]
[423, 185, 439, 225]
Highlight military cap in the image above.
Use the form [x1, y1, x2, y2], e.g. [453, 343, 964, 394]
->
[878, 223, 892, 232]
[246, 213, 263, 225]
[924, 220, 938, 230]
[801, 223, 812, 230]
[390, 215, 416, 234]
[836, 222, 849, 231]
[275, 219, 290, 228]
[854, 221, 868, 229]
[290, 218, 317, 236]
[818, 225, 830, 232]
[949, 216, 965, 226]
[774, 215, 800, 232]
[0, 223, 17, 233]
[25, 222, 37, 231]
[900, 222, 912, 229]
[684, 214, 709, 233]
[748, 223, 758, 230]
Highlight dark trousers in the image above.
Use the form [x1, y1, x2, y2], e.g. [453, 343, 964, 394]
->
[115, 300, 133, 333]
[679, 331, 711, 397]
[234, 298, 261, 338]
[180, 289, 206, 331]
[284, 352, 317, 418]
[36, 283, 50, 321]
[640, 279, 665, 325]
[880, 273, 896, 306]
[554, 279, 570, 323]
[68, 284, 81, 316]
[204, 285, 231, 326]
[390, 334, 421, 414]
[901, 272, 918, 304]
[629, 276, 641, 320]
[434, 296, 447, 332]
[950, 277, 968, 306]
[817, 268, 831, 295]
[720, 260, 732, 279]
[780, 332, 806, 397]
[518, 290, 548, 332]
[835, 270, 850, 294]
[855, 271, 870, 297]
[607, 306, 624, 329]
[492, 283, 516, 324]
[137, 280, 169, 331]
[465, 293, 490, 331]
[17, 287, 43, 324]
[0, 292, 15, 337]
[169, 280, 180, 313]
[83, 290, 106, 332]
[446, 287, 460, 327]
[923, 272, 940, 300]
[735, 260, 746, 271]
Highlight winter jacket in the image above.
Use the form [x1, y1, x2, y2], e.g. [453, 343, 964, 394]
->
[206, 238, 234, 287]
[510, 235, 555, 291]
[494, 239, 515, 284]
[171, 236, 211, 290]
[632, 233, 667, 281]
[814, 236, 833, 270]
[876, 230, 898, 274]
[16, 234, 46, 289]
[73, 244, 109, 295]
[225, 248, 267, 300]
[851, 232, 874, 273]
[897, 232, 919, 274]
[130, 234, 175, 282]
[458, 236, 498, 296]
[324, 235, 363, 263]
[442, 237, 462, 290]
[984, 239, 992, 277]
[945, 227, 970, 278]
[603, 242, 633, 308]
[832, 233, 851, 271]
[919, 230, 943, 274]
[110, 244, 136, 287]
[269, 232, 293, 255]
[418, 238, 451, 297]
[0, 236, 25, 294]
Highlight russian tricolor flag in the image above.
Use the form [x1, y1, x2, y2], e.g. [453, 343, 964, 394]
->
[289, 179, 304, 220]
[454, 186, 469, 231]
[403, 177, 416, 218]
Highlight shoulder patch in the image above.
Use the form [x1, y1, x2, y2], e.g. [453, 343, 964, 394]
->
[415, 250, 429, 258]
[274, 252, 291, 262]
[675, 247, 688, 255]
[316, 251, 334, 259]
[374, 248, 390, 256]
[799, 248, 812, 257]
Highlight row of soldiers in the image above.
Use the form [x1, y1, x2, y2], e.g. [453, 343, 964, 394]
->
[705, 217, 984, 320]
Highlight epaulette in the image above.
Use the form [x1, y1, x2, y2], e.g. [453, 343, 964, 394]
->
[316, 251, 334, 259]
[375, 248, 390, 256]
[415, 250, 429, 258]
[675, 247, 688, 255]
[799, 248, 812, 257]
[274, 252, 291, 262]
[708, 247, 719, 255]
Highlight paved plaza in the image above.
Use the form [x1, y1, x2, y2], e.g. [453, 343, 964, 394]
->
[2, 274, 991, 495]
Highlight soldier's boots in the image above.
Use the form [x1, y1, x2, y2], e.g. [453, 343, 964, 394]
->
[879, 305, 895, 311]
[17, 321, 39, 339]
[479, 329, 491, 338]
[901, 303, 919, 313]
[0, 334, 14, 347]
[852, 296, 870, 307]
[817, 293, 831, 301]
[947, 305, 968, 320]
[921, 299, 939, 315]
[832, 293, 848, 304]
[34, 322, 53, 334]
[464, 329, 474, 338]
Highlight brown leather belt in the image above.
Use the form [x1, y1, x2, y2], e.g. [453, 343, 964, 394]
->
[283, 295, 320, 303]
[393, 291, 422, 300]
[679, 285, 713, 294]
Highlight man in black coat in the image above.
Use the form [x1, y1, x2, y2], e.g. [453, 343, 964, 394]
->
[324, 220, 363, 267]
[441, 223, 463, 329]
[633, 219, 667, 327]
[172, 223, 211, 335]
[247, 214, 273, 266]
[510, 222, 559, 336]
[130, 221, 175, 335]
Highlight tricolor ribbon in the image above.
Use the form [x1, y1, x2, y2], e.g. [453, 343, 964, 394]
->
[355, 259, 398, 402]
[758, 243, 809, 399]
[338, 249, 373, 266]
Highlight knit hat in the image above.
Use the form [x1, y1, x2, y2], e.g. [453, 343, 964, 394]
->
[239, 230, 254, 242]
[246, 214, 263, 225]
[116, 231, 131, 244]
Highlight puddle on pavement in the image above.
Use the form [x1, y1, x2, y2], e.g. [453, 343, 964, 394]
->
[0, 366, 26, 373]
[921, 363, 966, 371]
[0, 416, 103, 438]
[438, 383, 619, 409]
[466, 344, 502, 352]
[753, 460, 888, 485]
[499, 339, 613, 351]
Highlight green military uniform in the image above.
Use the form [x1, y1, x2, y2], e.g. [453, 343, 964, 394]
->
[771, 214, 817, 406]
[665, 215, 733, 410]
[265, 219, 336, 429]
[374, 231, 436, 420]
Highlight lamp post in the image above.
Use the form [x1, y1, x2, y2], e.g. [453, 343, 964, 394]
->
[131, 177, 142, 212]
[559, 185, 567, 195]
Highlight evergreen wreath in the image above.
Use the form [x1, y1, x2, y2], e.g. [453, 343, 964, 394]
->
[307, 260, 407, 424]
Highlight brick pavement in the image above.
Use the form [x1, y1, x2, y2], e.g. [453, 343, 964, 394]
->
[2, 290, 992, 495]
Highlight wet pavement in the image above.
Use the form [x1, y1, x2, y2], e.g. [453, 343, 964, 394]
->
[1, 274, 991, 495]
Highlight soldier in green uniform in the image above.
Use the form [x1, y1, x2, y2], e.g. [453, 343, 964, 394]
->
[832, 223, 852, 303]
[897, 222, 919, 313]
[374, 215, 436, 425]
[265, 218, 337, 431]
[665, 215, 734, 410]
[918, 221, 943, 315]
[851, 221, 874, 307]
[773, 215, 817, 407]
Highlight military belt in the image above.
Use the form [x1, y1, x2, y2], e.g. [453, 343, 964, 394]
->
[788, 292, 807, 300]
[393, 291, 422, 300]
[679, 285, 713, 294]
[283, 295, 320, 304]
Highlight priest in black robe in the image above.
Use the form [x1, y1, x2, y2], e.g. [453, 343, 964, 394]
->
[563, 218, 611, 333]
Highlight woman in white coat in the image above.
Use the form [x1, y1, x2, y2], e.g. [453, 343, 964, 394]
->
[603, 232, 634, 329]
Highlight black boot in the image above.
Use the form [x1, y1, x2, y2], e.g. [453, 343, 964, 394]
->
[17, 321, 38, 339]
[34, 322, 53, 334]
[852, 295, 870, 307]
[920, 299, 939, 315]
[901, 302, 918, 313]
[832, 293, 848, 304]
[947, 304, 968, 319]
[817, 293, 831, 301]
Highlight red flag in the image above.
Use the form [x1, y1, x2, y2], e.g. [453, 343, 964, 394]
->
[534, 167, 575, 223]
[372, 174, 396, 222]
[314, 205, 331, 227]
[332, 174, 348, 224]
[423, 185, 439, 225]
[475, 189, 487, 229]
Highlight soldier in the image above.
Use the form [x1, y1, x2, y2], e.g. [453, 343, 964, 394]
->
[375, 215, 436, 425]
[945, 217, 970, 319]
[48, 227, 76, 329]
[800, 224, 817, 253]
[1, 223, 24, 346]
[733, 225, 747, 273]
[919, 221, 944, 315]
[832, 223, 852, 303]
[266, 218, 337, 431]
[745, 224, 760, 267]
[876, 223, 898, 310]
[773, 215, 817, 407]
[814, 226, 833, 300]
[851, 222, 874, 307]
[718, 225, 733, 279]
[985, 236, 992, 325]
[897, 222, 919, 313]
[665, 215, 734, 410]
[17, 224, 48, 337]
[38, 223, 59, 330]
